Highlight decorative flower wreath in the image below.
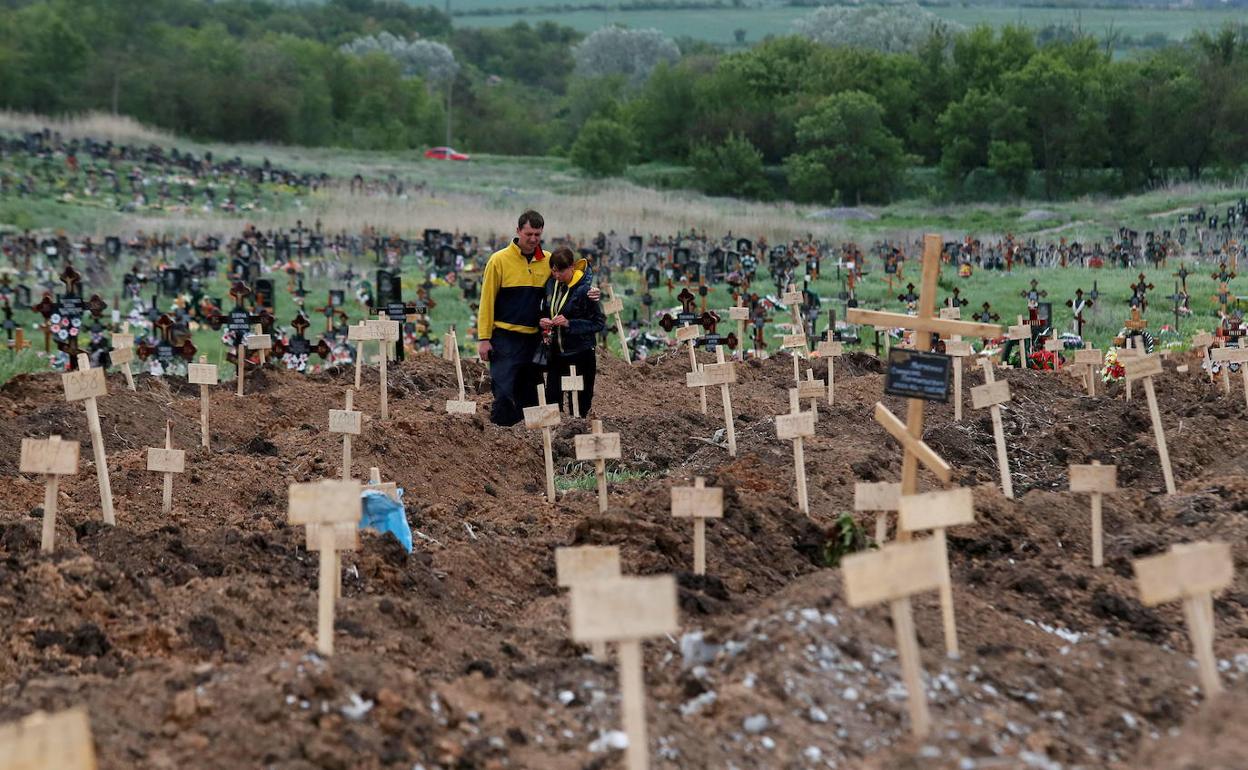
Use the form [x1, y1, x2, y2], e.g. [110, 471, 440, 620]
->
[1102, 349, 1125, 383]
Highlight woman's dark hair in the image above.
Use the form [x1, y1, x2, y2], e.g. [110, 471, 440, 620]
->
[550, 247, 575, 270]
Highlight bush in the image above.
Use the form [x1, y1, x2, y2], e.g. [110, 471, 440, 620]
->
[569, 117, 636, 176]
[689, 133, 773, 199]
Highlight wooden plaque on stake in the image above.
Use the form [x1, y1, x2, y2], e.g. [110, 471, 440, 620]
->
[854, 481, 900, 512]
[1073, 349, 1103, 365]
[797, 377, 826, 399]
[675, 325, 700, 343]
[944, 340, 973, 357]
[699, 362, 737, 386]
[305, 523, 359, 551]
[1070, 463, 1117, 493]
[781, 333, 807, 350]
[244, 333, 272, 351]
[188, 362, 218, 385]
[574, 431, 622, 461]
[0, 706, 96, 770]
[21, 437, 80, 476]
[110, 346, 134, 365]
[556, 546, 622, 587]
[1124, 355, 1164, 381]
[146, 447, 185, 474]
[570, 576, 678, 643]
[970, 379, 1011, 409]
[602, 297, 624, 315]
[524, 404, 561, 430]
[728, 306, 750, 322]
[328, 409, 362, 434]
[1135, 542, 1233, 605]
[289, 479, 362, 524]
[898, 487, 974, 531]
[62, 367, 107, 402]
[775, 411, 815, 440]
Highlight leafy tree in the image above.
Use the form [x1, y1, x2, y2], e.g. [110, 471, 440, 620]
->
[784, 90, 907, 204]
[793, 5, 962, 54]
[570, 117, 636, 176]
[340, 32, 458, 84]
[573, 27, 680, 85]
[987, 140, 1032, 196]
[689, 133, 772, 199]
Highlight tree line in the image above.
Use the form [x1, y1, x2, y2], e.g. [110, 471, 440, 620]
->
[1, 0, 1246, 204]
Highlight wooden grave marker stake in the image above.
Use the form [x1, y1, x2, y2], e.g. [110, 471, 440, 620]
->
[329, 390, 362, 480]
[146, 419, 185, 515]
[602, 284, 631, 363]
[1069, 461, 1118, 567]
[562, 364, 585, 418]
[188, 355, 218, 448]
[728, 298, 750, 359]
[1008, 317, 1030, 368]
[1124, 354, 1177, 494]
[688, 348, 738, 456]
[848, 235, 1002, 523]
[556, 545, 621, 660]
[569, 575, 679, 770]
[1118, 338, 1144, 401]
[442, 331, 456, 361]
[855, 480, 901, 544]
[816, 339, 843, 404]
[799, 368, 824, 420]
[842, 537, 947, 738]
[20, 435, 80, 552]
[111, 327, 136, 391]
[1191, 331, 1214, 383]
[671, 477, 723, 575]
[348, 322, 378, 389]
[677, 323, 707, 414]
[523, 385, 562, 504]
[1210, 345, 1248, 408]
[574, 419, 622, 513]
[237, 331, 272, 396]
[972, 358, 1014, 499]
[1134, 541, 1234, 697]
[0, 706, 96, 770]
[944, 339, 974, 421]
[288, 479, 362, 655]
[1044, 337, 1064, 370]
[898, 487, 975, 658]
[776, 388, 815, 515]
[1073, 345, 1103, 397]
[781, 332, 807, 389]
[62, 353, 114, 525]
[444, 327, 476, 415]
[370, 316, 401, 420]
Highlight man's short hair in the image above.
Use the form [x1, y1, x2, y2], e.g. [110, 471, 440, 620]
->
[550, 247, 575, 270]
[518, 210, 544, 230]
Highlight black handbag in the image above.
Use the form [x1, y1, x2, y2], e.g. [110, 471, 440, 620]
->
[532, 338, 551, 367]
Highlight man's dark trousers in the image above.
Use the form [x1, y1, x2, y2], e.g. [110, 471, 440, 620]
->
[488, 328, 542, 426]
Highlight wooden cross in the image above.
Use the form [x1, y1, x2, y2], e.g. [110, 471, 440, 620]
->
[524, 385, 561, 504]
[1008, 316, 1031, 368]
[445, 327, 475, 415]
[20, 435, 80, 552]
[1125, 306, 1148, 333]
[569, 576, 679, 770]
[1213, 282, 1232, 316]
[11, 327, 30, 352]
[728, 297, 750, 360]
[687, 348, 738, 456]
[1167, 281, 1187, 331]
[842, 537, 947, 738]
[1123, 354, 1176, 494]
[816, 338, 843, 404]
[1069, 461, 1118, 567]
[1066, 288, 1093, 338]
[368, 316, 400, 420]
[288, 479, 362, 655]
[111, 327, 136, 391]
[602, 284, 631, 363]
[1173, 263, 1192, 293]
[898, 487, 975, 658]
[847, 235, 1001, 516]
[1020, 278, 1047, 306]
[556, 545, 621, 661]
[776, 388, 815, 515]
[798, 368, 824, 418]
[329, 390, 362, 480]
[944, 339, 974, 421]
[62, 353, 115, 526]
[1073, 345, 1103, 396]
[671, 477, 723, 575]
[1211, 261, 1236, 284]
[972, 302, 999, 326]
[1134, 541, 1233, 697]
[188, 355, 218, 448]
[237, 328, 272, 396]
[0, 706, 96, 769]
[561, 365, 585, 418]
[574, 420, 622, 513]
[146, 419, 185, 515]
[1129, 273, 1155, 313]
[972, 358, 1014, 499]
[854, 480, 900, 544]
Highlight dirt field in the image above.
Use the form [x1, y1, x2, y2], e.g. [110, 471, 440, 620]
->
[1, 348, 1245, 769]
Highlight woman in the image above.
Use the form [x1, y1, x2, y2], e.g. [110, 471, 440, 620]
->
[539, 247, 605, 416]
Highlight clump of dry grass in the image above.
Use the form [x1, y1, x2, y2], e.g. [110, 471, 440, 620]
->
[0, 110, 175, 146]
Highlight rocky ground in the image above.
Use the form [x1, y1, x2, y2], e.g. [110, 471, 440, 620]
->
[0, 347, 1245, 769]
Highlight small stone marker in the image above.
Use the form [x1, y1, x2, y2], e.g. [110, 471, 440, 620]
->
[288, 479, 362, 655]
[671, 477, 723, 575]
[569, 575, 679, 770]
[944, 338, 974, 421]
[1073, 346, 1103, 396]
[677, 323, 708, 415]
[146, 419, 185, 515]
[348, 322, 379, 390]
[855, 480, 900, 544]
[561, 364, 585, 418]
[556, 545, 621, 660]
[444, 327, 476, 415]
[1210, 345, 1248, 408]
[370, 316, 401, 420]
[602, 284, 631, 363]
[62, 353, 115, 526]
[111, 328, 136, 391]
[523, 384, 562, 504]
[816, 339, 843, 404]
[20, 435, 80, 552]
[898, 487, 975, 658]
[0, 706, 96, 770]
[688, 348, 738, 456]
[329, 390, 362, 480]
[237, 331, 272, 396]
[1124, 354, 1177, 494]
[574, 420, 622, 512]
[971, 358, 1014, 499]
[799, 368, 824, 419]
[1069, 461, 1118, 567]
[776, 388, 815, 515]
[842, 537, 946, 738]
[1134, 541, 1233, 697]
[188, 355, 218, 448]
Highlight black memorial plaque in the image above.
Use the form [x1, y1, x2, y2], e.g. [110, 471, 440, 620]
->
[884, 349, 951, 403]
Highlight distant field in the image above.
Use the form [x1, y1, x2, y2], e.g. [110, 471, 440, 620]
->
[448, 3, 1247, 47]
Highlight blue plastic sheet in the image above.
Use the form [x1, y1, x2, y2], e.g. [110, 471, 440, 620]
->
[359, 487, 412, 552]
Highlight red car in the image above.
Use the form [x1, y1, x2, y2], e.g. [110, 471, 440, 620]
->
[424, 146, 470, 161]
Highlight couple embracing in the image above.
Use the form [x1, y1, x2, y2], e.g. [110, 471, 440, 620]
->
[476, 210, 606, 426]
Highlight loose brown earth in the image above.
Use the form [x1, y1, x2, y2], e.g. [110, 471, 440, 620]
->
[1, 349, 1246, 769]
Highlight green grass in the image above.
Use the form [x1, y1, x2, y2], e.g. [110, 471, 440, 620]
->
[555, 462, 655, 490]
[0, 348, 49, 386]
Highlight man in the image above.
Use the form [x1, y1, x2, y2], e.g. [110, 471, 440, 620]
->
[477, 210, 598, 426]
